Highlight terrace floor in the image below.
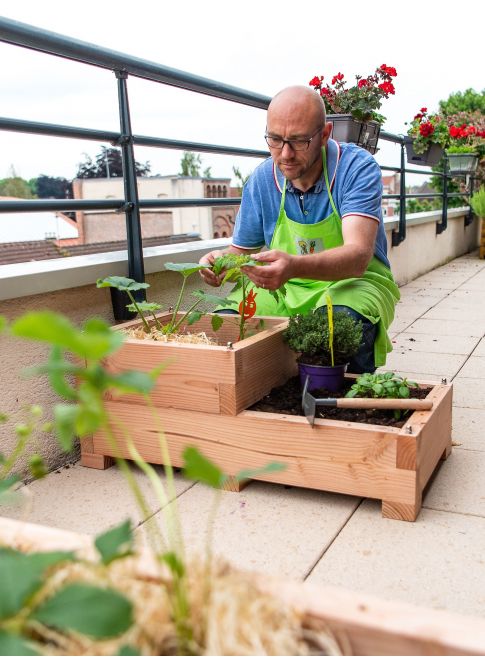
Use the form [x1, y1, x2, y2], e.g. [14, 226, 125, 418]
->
[2, 250, 485, 621]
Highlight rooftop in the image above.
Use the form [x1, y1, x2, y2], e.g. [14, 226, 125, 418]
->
[2, 250, 485, 622]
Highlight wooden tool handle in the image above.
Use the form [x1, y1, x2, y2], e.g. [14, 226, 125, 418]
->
[335, 398, 433, 410]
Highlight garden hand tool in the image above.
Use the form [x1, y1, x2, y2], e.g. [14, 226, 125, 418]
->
[301, 376, 433, 427]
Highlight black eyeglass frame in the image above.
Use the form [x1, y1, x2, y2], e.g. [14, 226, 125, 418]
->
[264, 126, 324, 151]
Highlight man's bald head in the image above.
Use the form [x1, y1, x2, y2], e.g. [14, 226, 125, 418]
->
[268, 86, 326, 127]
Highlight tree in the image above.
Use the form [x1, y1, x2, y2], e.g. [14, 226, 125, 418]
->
[232, 165, 251, 195]
[0, 176, 35, 198]
[179, 151, 202, 177]
[32, 175, 73, 199]
[76, 146, 151, 179]
[439, 88, 485, 116]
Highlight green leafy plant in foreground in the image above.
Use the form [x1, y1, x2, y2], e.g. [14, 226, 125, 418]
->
[0, 311, 286, 655]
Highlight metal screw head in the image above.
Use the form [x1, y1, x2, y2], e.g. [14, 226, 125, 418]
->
[405, 425, 413, 434]
[441, 377, 447, 384]
[226, 341, 233, 350]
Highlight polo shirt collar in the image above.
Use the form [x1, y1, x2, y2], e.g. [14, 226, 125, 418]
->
[273, 138, 340, 194]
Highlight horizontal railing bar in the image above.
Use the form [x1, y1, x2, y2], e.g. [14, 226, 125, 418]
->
[0, 198, 242, 213]
[133, 135, 269, 158]
[0, 117, 120, 143]
[0, 116, 269, 159]
[0, 17, 271, 110]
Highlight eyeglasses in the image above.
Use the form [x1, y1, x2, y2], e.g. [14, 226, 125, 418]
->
[264, 127, 323, 151]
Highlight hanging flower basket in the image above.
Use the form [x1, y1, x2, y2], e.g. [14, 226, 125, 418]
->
[446, 152, 479, 175]
[327, 114, 381, 154]
[404, 137, 443, 167]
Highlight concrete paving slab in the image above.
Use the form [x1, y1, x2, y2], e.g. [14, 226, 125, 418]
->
[306, 502, 485, 618]
[141, 481, 360, 579]
[403, 287, 455, 298]
[422, 306, 485, 324]
[457, 355, 485, 379]
[393, 304, 434, 319]
[383, 349, 466, 377]
[452, 406, 485, 452]
[473, 338, 485, 356]
[391, 332, 479, 356]
[455, 282, 485, 292]
[451, 377, 485, 409]
[397, 294, 446, 307]
[423, 448, 485, 518]
[407, 318, 485, 337]
[0, 463, 194, 535]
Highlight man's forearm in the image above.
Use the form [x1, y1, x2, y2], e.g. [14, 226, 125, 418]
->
[292, 244, 373, 281]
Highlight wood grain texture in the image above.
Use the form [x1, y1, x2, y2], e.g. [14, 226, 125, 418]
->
[104, 314, 295, 415]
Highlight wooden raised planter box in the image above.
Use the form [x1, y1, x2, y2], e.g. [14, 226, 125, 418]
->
[102, 312, 296, 415]
[82, 374, 453, 522]
[1, 516, 483, 656]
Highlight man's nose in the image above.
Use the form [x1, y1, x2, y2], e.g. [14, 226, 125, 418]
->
[281, 141, 295, 158]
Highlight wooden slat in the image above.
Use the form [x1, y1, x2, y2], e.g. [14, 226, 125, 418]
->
[416, 383, 453, 490]
[93, 402, 417, 504]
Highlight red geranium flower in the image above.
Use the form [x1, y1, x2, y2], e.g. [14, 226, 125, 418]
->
[419, 122, 435, 137]
[309, 76, 322, 87]
[420, 107, 427, 113]
[378, 81, 395, 95]
[331, 72, 344, 85]
[358, 79, 368, 88]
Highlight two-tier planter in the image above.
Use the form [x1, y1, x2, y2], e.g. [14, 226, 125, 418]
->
[81, 311, 453, 522]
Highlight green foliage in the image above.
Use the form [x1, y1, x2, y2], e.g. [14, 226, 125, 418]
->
[0, 176, 35, 199]
[470, 187, 485, 217]
[179, 151, 202, 177]
[94, 520, 134, 565]
[439, 88, 485, 116]
[283, 309, 362, 366]
[446, 145, 478, 154]
[346, 371, 418, 398]
[0, 548, 74, 620]
[76, 146, 150, 179]
[33, 175, 73, 199]
[31, 583, 133, 639]
[0, 631, 40, 656]
[346, 371, 419, 420]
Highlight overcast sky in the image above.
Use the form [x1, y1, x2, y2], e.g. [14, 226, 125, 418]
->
[1, 0, 483, 187]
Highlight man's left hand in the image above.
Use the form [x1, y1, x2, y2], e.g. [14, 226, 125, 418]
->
[242, 249, 295, 291]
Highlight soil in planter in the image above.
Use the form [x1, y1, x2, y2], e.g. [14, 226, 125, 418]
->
[248, 376, 431, 427]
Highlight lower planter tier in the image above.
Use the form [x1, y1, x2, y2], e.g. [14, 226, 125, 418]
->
[82, 379, 453, 522]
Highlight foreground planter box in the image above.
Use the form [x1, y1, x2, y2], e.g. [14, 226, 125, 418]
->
[1, 516, 483, 656]
[102, 312, 295, 416]
[83, 378, 453, 522]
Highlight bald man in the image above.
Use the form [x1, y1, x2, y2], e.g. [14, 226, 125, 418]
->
[200, 86, 399, 373]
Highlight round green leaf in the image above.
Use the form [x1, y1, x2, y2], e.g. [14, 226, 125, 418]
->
[31, 583, 133, 639]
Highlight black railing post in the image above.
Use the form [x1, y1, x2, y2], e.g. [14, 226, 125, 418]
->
[465, 175, 475, 227]
[115, 70, 144, 283]
[437, 158, 448, 234]
[392, 141, 406, 247]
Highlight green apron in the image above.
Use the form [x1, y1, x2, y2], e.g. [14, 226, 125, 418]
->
[230, 148, 400, 366]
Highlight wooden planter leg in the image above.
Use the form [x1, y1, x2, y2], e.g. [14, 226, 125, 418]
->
[221, 476, 251, 492]
[382, 487, 422, 522]
[80, 436, 114, 470]
[441, 444, 452, 460]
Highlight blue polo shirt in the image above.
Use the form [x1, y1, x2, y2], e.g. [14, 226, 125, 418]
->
[232, 138, 390, 268]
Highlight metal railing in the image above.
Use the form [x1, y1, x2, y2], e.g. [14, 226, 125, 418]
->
[0, 16, 474, 284]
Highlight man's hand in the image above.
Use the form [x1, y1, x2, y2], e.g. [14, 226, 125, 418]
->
[242, 249, 296, 291]
[199, 250, 225, 287]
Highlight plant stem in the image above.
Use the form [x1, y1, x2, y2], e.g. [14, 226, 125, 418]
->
[238, 277, 248, 341]
[126, 290, 151, 334]
[169, 276, 188, 332]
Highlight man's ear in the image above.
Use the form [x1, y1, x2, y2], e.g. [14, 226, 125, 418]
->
[321, 122, 333, 145]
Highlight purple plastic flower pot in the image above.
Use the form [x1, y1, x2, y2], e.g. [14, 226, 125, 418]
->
[298, 362, 348, 392]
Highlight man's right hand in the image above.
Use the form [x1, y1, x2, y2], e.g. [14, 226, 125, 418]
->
[199, 250, 225, 287]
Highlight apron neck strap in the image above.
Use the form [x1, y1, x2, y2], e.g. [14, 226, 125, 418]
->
[322, 146, 339, 218]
